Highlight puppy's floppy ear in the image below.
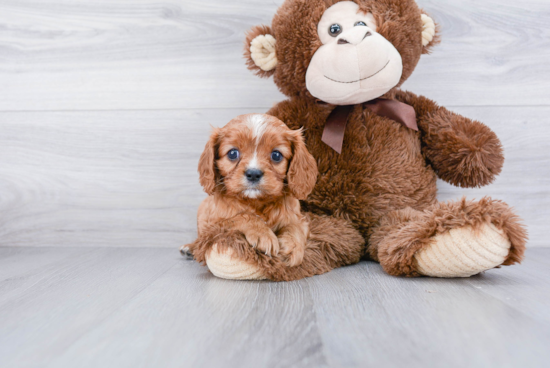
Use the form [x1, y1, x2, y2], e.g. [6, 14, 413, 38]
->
[244, 25, 277, 78]
[287, 130, 318, 200]
[198, 128, 221, 195]
[421, 13, 440, 54]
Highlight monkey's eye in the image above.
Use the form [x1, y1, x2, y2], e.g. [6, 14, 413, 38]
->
[271, 150, 283, 163]
[329, 24, 342, 37]
[354, 21, 367, 27]
[227, 149, 240, 161]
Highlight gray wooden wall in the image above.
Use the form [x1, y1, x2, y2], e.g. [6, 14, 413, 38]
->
[1, 0, 549, 248]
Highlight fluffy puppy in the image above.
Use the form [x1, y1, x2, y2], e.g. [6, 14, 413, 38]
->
[183, 113, 318, 266]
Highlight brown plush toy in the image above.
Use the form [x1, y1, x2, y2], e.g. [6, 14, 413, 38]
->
[192, 0, 528, 281]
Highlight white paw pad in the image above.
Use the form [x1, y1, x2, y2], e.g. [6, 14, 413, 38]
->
[205, 244, 266, 280]
[414, 222, 511, 278]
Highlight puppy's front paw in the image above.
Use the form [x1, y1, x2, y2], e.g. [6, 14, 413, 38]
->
[245, 229, 279, 257]
[278, 234, 305, 267]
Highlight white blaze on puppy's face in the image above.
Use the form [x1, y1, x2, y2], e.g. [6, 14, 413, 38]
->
[243, 114, 272, 198]
[244, 114, 266, 198]
[305, 1, 403, 105]
[246, 154, 259, 171]
[246, 114, 268, 145]
[246, 114, 266, 177]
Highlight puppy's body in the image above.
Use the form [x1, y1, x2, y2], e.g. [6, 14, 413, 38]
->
[185, 114, 317, 266]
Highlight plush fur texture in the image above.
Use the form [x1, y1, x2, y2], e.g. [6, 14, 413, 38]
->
[195, 0, 527, 281]
[249, 0, 440, 98]
[393, 90, 504, 188]
[263, 93, 527, 277]
[368, 197, 526, 277]
[191, 213, 364, 281]
[245, 25, 277, 78]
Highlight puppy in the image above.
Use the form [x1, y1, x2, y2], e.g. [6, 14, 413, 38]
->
[182, 113, 318, 266]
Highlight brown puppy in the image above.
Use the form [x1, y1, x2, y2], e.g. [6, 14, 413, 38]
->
[183, 114, 317, 266]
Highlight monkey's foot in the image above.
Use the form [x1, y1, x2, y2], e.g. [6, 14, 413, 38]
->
[414, 222, 511, 278]
[206, 244, 267, 280]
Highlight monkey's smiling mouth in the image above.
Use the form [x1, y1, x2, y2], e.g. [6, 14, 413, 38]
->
[324, 60, 390, 84]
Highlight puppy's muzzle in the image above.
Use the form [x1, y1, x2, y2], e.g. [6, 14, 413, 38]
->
[245, 169, 263, 184]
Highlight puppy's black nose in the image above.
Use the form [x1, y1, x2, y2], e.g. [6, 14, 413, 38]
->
[245, 169, 263, 183]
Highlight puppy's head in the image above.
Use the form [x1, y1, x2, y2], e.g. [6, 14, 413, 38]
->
[198, 114, 317, 201]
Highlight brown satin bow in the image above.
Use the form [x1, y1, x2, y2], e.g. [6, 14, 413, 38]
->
[321, 98, 418, 154]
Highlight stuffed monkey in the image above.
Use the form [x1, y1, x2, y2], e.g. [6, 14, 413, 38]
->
[191, 0, 527, 281]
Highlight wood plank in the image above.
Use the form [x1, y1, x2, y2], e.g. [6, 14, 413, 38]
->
[0, 106, 547, 248]
[0, 247, 180, 367]
[48, 257, 327, 368]
[307, 260, 550, 368]
[0, 247, 89, 303]
[465, 248, 550, 325]
[0, 0, 548, 111]
[1, 247, 549, 368]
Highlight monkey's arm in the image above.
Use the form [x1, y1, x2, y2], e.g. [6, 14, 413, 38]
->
[393, 90, 504, 188]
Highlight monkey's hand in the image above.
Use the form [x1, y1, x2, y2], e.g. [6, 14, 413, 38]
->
[394, 90, 504, 188]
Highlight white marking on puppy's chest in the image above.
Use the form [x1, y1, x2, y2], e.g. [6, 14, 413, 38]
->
[243, 189, 261, 198]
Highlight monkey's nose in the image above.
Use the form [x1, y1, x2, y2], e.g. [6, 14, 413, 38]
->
[337, 28, 372, 45]
[245, 169, 264, 183]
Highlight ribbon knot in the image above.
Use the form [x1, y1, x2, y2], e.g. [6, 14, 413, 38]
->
[321, 98, 418, 154]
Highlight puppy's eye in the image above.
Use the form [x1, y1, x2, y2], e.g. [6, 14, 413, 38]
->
[329, 24, 342, 37]
[354, 21, 367, 27]
[271, 150, 283, 163]
[227, 149, 239, 161]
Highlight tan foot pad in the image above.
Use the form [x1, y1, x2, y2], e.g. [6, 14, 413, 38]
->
[205, 244, 267, 280]
[414, 222, 511, 278]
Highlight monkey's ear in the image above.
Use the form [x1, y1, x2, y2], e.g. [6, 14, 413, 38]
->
[421, 13, 440, 54]
[244, 25, 277, 77]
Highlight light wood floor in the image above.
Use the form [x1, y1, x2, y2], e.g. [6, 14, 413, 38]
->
[1, 247, 549, 368]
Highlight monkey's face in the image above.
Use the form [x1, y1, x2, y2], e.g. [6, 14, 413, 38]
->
[244, 0, 438, 104]
[305, 1, 403, 105]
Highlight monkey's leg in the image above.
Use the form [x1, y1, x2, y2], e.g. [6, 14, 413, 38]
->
[193, 213, 364, 281]
[368, 197, 527, 277]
